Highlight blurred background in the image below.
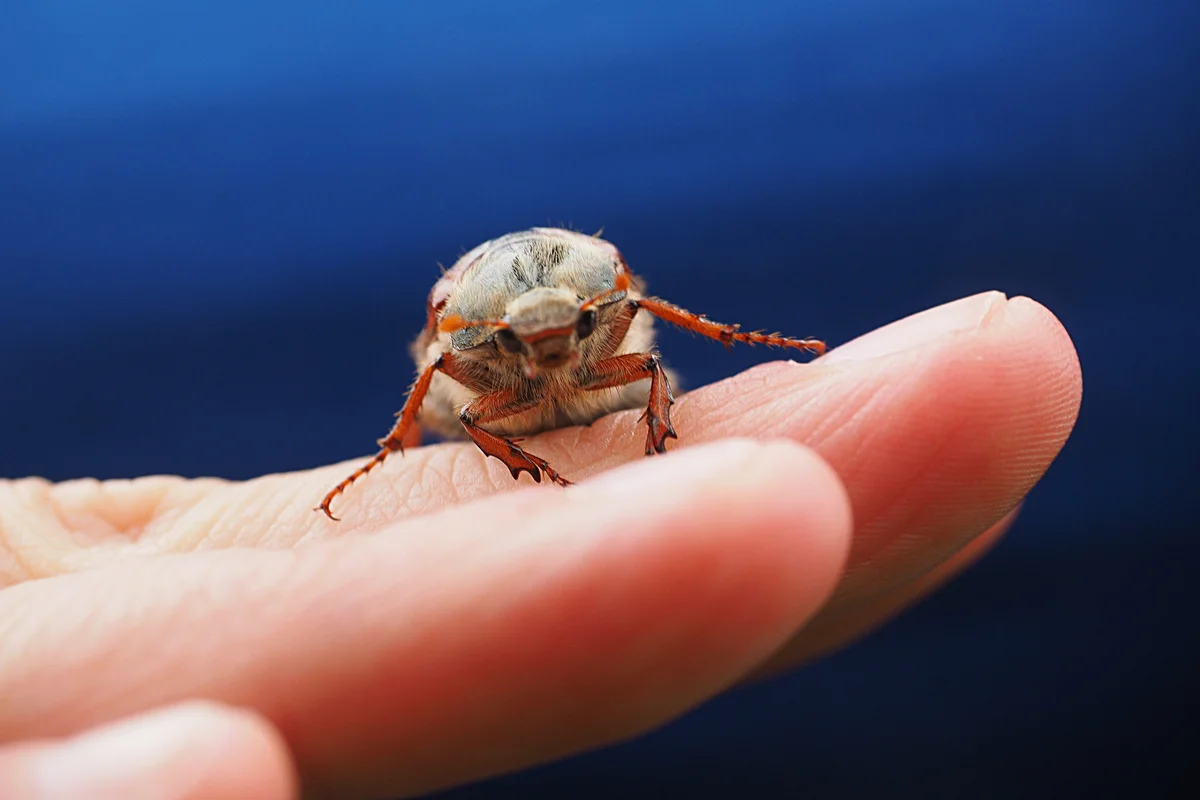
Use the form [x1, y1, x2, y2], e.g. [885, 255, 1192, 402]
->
[1, 0, 1196, 796]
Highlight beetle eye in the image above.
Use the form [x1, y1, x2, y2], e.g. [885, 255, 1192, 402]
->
[495, 328, 524, 354]
[576, 310, 597, 340]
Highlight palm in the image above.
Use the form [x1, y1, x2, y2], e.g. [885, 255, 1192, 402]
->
[0, 292, 1080, 799]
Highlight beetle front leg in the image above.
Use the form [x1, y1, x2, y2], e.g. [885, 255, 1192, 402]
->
[459, 390, 572, 487]
[316, 354, 447, 520]
[635, 297, 826, 355]
[581, 353, 677, 455]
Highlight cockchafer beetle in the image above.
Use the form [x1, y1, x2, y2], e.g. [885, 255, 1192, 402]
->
[318, 228, 825, 519]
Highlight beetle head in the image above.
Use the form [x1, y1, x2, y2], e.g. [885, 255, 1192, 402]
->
[436, 231, 632, 377]
[496, 287, 588, 375]
[439, 285, 614, 378]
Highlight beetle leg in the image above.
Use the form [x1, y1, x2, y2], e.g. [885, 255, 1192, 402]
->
[635, 297, 826, 355]
[580, 353, 677, 455]
[316, 354, 447, 520]
[458, 390, 572, 487]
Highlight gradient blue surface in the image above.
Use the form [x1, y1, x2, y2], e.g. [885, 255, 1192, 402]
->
[2, 1, 1196, 796]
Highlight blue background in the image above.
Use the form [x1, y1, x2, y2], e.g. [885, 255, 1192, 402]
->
[2, 1, 1196, 796]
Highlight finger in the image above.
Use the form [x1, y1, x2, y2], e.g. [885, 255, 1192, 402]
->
[0, 292, 1073, 584]
[0, 440, 852, 799]
[0, 292, 1078, 588]
[736, 294, 1079, 670]
[0, 701, 296, 800]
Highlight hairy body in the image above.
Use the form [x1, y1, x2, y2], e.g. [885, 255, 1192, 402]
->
[414, 228, 663, 439]
[318, 227, 825, 519]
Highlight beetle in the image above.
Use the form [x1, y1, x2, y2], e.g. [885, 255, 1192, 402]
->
[317, 227, 825, 519]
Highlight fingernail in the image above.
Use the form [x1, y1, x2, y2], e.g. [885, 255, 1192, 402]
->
[31, 705, 202, 799]
[818, 291, 1008, 364]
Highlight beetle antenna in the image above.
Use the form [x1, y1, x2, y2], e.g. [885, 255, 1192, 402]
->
[580, 271, 631, 312]
[438, 314, 511, 334]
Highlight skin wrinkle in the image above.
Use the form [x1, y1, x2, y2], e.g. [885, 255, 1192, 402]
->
[827, 367, 1012, 592]
[77, 478, 204, 541]
[4, 481, 71, 582]
[136, 485, 212, 553]
[2, 549, 289, 731]
[0, 504, 32, 585]
[971, 402, 1049, 494]
[791, 377, 875, 451]
[16, 586, 130, 716]
[557, 424, 596, 470]
[43, 480, 115, 540]
[397, 456, 441, 520]
[241, 483, 301, 547]
[1022, 354, 1082, 474]
[199, 495, 248, 551]
[45, 485, 113, 544]
[707, 360, 930, 589]
[139, 481, 216, 545]
[785, 369, 890, 478]
[366, 457, 423, 525]
[696, 363, 835, 436]
[412, 445, 465, 516]
[241, 488, 300, 549]
[761, 299, 1080, 662]
[582, 416, 641, 474]
[107, 479, 167, 536]
[0, 549, 22, 589]
[187, 492, 243, 553]
[843, 420, 966, 595]
[838, 484, 937, 593]
[434, 448, 465, 507]
[729, 299, 1067, 619]
[943, 311, 1072, 496]
[454, 443, 496, 501]
[255, 484, 314, 549]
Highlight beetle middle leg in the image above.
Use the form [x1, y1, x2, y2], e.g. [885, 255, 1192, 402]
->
[458, 390, 573, 487]
[580, 353, 677, 455]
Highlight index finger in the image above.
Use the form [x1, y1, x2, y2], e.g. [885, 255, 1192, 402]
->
[0, 291, 1079, 593]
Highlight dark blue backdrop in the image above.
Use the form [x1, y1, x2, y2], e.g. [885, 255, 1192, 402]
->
[2, 1, 1196, 796]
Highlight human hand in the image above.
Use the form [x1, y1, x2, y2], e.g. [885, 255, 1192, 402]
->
[0, 291, 1081, 799]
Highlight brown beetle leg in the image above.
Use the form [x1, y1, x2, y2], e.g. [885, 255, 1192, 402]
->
[635, 297, 826, 355]
[459, 390, 572, 487]
[316, 355, 447, 520]
[581, 353, 677, 455]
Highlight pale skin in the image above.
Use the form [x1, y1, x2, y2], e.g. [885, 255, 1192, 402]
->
[0, 291, 1082, 800]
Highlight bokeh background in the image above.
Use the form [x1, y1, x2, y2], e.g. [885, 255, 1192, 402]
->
[2, 1, 1196, 796]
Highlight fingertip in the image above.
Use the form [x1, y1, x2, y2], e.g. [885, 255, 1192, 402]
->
[0, 701, 298, 800]
[704, 438, 854, 618]
[574, 437, 854, 653]
[1002, 295, 1083, 414]
[583, 437, 852, 569]
[974, 295, 1083, 481]
[193, 703, 299, 800]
